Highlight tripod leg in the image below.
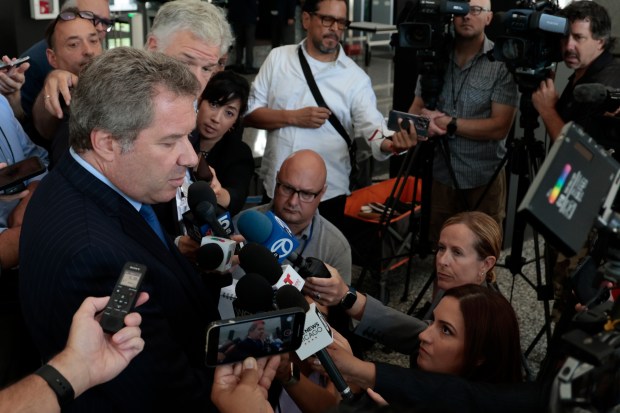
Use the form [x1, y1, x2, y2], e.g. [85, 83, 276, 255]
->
[406, 271, 435, 315]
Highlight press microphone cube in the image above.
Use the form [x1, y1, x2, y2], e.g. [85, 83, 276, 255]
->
[276, 265, 305, 291]
[296, 302, 334, 360]
[200, 236, 237, 272]
[518, 122, 620, 256]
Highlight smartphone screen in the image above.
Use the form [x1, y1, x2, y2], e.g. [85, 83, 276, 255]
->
[205, 308, 305, 366]
[0, 157, 46, 194]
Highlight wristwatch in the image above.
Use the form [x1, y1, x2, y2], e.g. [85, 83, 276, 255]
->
[447, 117, 457, 136]
[340, 285, 358, 310]
[281, 362, 300, 387]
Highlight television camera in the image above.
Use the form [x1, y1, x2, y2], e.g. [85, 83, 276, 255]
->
[490, 0, 568, 90]
[393, 0, 469, 109]
[519, 122, 620, 412]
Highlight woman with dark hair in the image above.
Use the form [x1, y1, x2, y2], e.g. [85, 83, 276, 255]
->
[191, 70, 254, 216]
[418, 285, 522, 383]
[320, 284, 522, 385]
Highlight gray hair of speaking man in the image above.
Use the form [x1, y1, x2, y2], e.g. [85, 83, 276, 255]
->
[69, 47, 200, 153]
[147, 0, 233, 57]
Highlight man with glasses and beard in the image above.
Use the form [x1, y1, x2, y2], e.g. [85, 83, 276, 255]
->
[245, 0, 416, 229]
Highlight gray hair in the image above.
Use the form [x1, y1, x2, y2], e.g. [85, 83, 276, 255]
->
[61, 0, 77, 10]
[69, 47, 200, 153]
[148, 0, 233, 56]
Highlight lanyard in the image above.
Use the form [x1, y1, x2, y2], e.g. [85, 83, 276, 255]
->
[450, 54, 475, 117]
[297, 216, 315, 258]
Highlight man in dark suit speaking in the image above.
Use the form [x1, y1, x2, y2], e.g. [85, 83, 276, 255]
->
[19, 47, 221, 412]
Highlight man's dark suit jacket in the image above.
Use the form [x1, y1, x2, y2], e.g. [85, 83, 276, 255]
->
[19, 153, 220, 412]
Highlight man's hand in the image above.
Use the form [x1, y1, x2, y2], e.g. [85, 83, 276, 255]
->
[380, 122, 419, 155]
[176, 235, 200, 262]
[0, 56, 29, 96]
[292, 107, 331, 128]
[304, 263, 349, 307]
[212, 356, 280, 413]
[41, 69, 79, 119]
[50, 293, 149, 397]
[421, 108, 449, 137]
[532, 78, 559, 117]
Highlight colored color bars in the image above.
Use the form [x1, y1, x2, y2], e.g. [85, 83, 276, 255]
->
[548, 164, 571, 204]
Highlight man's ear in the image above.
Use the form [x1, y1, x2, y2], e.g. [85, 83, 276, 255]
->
[146, 35, 158, 51]
[90, 129, 117, 162]
[301, 11, 311, 31]
[46, 48, 58, 69]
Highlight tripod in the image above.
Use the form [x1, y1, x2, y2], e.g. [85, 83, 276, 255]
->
[500, 89, 554, 362]
[352, 140, 434, 304]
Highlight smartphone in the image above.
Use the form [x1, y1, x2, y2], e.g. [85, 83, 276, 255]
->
[0, 56, 30, 71]
[387, 110, 430, 137]
[100, 262, 147, 334]
[205, 307, 305, 367]
[0, 157, 46, 195]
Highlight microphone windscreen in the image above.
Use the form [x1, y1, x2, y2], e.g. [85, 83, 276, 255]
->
[188, 181, 217, 212]
[275, 285, 310, 312]
[573, 83, 607, 104]
[238, 243, 282, 284]
[237, 210, 273, 244]
[197, 243, 224, 271]
[235, 273, 274, 313]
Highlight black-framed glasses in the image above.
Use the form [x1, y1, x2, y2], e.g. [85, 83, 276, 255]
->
[58, 10, 96, 24]
[310, 12, 351, 30]
[468, 6, 491, 16]
[276, 181, 321, 202]
[94, 14, 115, 33]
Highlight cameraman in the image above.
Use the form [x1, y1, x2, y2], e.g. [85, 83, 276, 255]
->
[531, 0, 620, 323]
[532, 0, 620, 142]
[407, 0, 519, 244]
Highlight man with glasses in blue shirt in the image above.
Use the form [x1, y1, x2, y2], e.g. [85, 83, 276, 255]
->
[246, 0, 416, 229]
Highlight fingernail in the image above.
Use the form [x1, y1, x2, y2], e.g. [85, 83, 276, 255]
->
[244, 357, 256, 369]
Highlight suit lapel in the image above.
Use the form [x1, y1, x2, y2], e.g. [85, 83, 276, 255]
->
[57, 154, 208, 309]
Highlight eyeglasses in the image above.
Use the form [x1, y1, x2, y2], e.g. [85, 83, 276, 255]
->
[468, 6, 491, 16]
[94, 14, 115, 33]
[310, 12, 351, 30]
[58, 11, 114, 32]
[58, 10, 96, 24]
[276, 181, 321, 202]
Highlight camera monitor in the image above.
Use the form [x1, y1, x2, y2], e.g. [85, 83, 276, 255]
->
[519, 122, 620, 257]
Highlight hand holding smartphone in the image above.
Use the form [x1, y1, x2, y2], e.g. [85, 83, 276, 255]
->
[205, 308, 305, 367]
[0, 56, 30, 71]
[387, 110, 430, 137]
[0, 157, 46, 195]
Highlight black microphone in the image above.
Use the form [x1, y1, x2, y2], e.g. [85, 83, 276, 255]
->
[287, 252, 331, 279]
[237, 243, 283, 285]
[187, 181, 229, 238]
[275, 285, 353, 401]
[233, 273, 275, 316]
[197, 243, 224, 271]
[574, 83, 620, 113]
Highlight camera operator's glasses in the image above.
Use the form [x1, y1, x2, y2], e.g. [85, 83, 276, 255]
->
[468, 6, 491, 16]
[310, 12, 351, 30]
[276, 181, 321, 202]
[94, 15, 115, 33]
[57, 10, 96, 25]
